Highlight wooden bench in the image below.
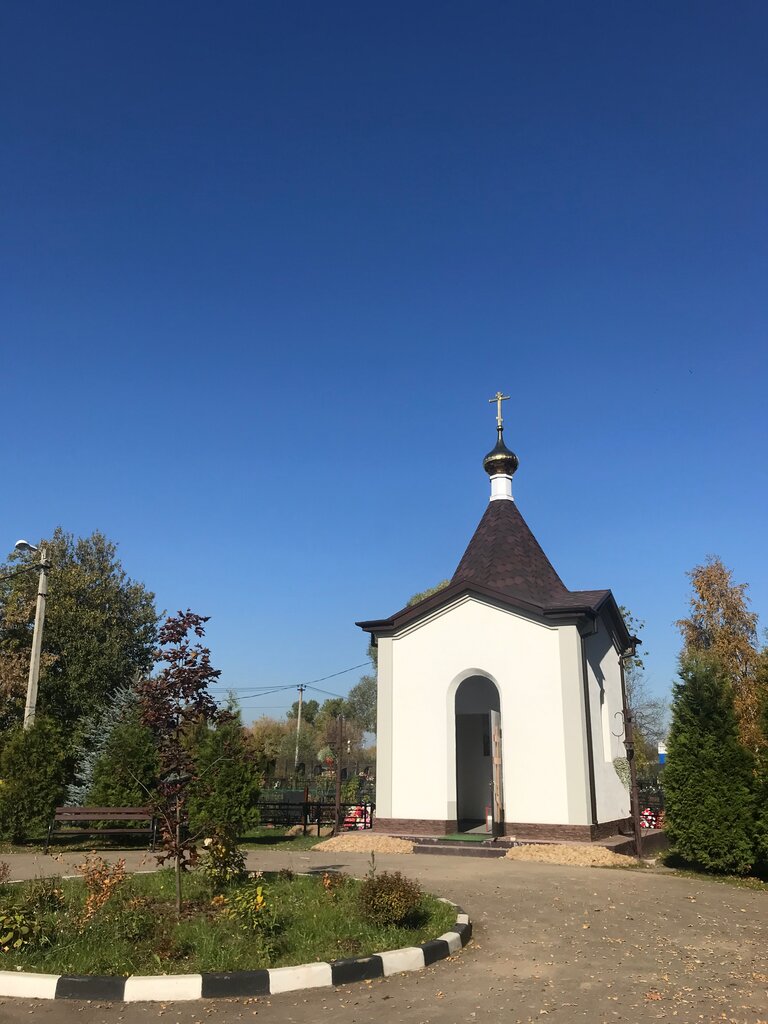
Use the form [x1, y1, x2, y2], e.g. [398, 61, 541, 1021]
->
[45, 806, 157, 854]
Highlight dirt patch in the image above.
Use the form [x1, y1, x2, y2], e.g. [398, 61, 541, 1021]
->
[505, 842, 637, 868]
[284, 824, 333, 837]
[312, 833, 414, 854]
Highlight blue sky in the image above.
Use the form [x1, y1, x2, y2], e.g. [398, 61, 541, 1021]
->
[2, 2, 766, 720]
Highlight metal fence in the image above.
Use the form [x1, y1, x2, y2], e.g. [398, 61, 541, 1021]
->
[256, 800, 375, 835]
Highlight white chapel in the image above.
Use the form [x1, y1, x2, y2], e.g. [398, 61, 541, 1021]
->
[357, 395, 635, 841]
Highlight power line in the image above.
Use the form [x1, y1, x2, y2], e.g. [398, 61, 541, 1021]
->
[230, 661, 372, 701]
[305, 684, 345, 699]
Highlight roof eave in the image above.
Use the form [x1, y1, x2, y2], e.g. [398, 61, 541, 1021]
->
[357, 580, 609, 637]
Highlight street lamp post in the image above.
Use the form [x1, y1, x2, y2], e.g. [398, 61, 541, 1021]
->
[15, 540, 50, 730]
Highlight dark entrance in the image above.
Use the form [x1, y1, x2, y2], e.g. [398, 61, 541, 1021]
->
[455, 675, 503, 834]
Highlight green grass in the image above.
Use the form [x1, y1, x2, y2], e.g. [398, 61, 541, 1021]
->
[238, 826, 325, 850]
[657, 851, 768, 891]
[0, 868, 456, 976]
[0, 827, 325, 856]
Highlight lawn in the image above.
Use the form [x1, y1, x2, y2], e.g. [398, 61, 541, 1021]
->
[0, 866, 456, 976]
[0, 826, 325, 856]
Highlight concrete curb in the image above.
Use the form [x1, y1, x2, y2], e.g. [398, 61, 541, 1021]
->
[0, 902, 472, 1001]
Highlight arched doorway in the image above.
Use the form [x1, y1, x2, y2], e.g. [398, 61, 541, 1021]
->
[455, 675, 503, 834]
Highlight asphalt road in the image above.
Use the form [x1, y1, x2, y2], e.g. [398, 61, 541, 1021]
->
[0, 847, 766, 1024]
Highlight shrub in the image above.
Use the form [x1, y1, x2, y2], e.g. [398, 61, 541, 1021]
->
[664, 655, 755, 874]
[200, 835, 247, 891]
[0, 908, 39, 952]
[0, 862, 9, 887]
[22, 877, 64, 913]
[223, 878, 278, 935]
[321, 870, 347, 899]
[755, 698, 768, 873]
[187, 713, 262, 839]
[0, 718, 74, 842]
[88, 708, 158, 808]
[359, 870, 422, 925]
[77, 855, 127, 925]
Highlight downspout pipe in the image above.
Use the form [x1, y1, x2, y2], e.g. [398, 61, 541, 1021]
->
[579, 616, 599, 831]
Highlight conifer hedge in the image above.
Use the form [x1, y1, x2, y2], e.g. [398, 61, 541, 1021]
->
[664, 656, 755, 874]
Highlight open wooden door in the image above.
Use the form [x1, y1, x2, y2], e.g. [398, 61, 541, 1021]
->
[489, 709, 504, 837]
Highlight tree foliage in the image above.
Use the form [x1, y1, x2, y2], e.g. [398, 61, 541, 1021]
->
[346, 674, 376, 733]
[187, 709, 262, 838]
[664, 655, 755, 874]
[286, 698, 319, 724]
[0, 718, 74, 842]
[618, 607, 667, 772]
[407, 579, 451, 607]
[0, 529, 157, 731]
[754, 663, 768, 871]
[676, 556, 765, 752]
[88, 707, 158, 809]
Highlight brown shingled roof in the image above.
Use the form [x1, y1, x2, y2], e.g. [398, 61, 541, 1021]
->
[357, 497, 626, 642]
[451, 499, 568, 606]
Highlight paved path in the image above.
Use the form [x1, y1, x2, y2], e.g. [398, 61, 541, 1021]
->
[1, 848, 766, 1023]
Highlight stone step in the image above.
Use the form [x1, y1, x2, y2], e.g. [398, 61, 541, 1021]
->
[413, 843, 508, 858]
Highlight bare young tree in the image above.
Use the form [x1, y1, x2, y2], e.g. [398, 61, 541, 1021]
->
[137, 610, 225, 915]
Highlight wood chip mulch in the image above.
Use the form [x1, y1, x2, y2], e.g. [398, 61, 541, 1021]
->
[312, 833, 414, 854]
[505, 842, 638, 868]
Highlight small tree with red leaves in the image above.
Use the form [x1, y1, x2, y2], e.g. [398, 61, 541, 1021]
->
[137, 610, 225, 915]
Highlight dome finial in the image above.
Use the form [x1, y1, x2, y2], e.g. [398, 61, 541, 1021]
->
[483, 390, 519, 499]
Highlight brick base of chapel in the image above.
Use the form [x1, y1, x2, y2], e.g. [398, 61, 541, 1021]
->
[373, 817, 631, 842]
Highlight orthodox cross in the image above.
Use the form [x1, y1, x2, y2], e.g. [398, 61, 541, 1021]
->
[489, 391, 510, 430]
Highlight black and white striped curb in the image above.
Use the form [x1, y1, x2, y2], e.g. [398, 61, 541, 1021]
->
[0, 903, 471, 1001]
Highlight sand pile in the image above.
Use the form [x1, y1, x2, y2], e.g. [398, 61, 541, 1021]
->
[313, 833, 414, 854]
[505, 843, 636, 868]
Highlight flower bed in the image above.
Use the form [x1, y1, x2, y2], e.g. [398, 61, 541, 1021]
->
[0, 863, 457, 977]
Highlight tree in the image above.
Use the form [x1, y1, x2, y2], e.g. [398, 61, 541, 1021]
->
[676, 556, 765, 752]
[88, 707, 158, 809]
[664, 655, 755, 874]
[619, 607, 667, 772]
[67, 681, 149, 805]
[247, 716, 290, 776]
[0, 529, 157, 731]
[137, 610, 225, 915]
[346, 674, 376, 733]
[187, 707, 261, 838]
[754, 655, 768, 871]
[0, 717, 74, 842]
[407, 579, 451, 606]
[287, 698, 319, 724]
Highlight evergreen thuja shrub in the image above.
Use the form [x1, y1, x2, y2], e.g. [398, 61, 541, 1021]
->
[359, 870, 422, 925]
[754, 699, 768, 873]
[664, 656, 755, 874]
[0, 718, 73, 843]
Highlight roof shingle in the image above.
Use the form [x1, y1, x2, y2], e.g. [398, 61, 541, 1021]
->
[451, 500, 569, 606]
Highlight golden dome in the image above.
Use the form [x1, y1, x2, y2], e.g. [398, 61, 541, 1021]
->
[483, 428, 519, 477]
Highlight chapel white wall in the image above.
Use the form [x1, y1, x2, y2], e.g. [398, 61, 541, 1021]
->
[584, 623, 631, 822]
[383, 596, 585, 826]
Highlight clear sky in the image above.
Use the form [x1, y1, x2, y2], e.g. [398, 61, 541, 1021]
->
[2, 2, 766, 721]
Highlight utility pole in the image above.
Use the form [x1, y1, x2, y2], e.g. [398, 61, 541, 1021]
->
[619, 645, 644, 861]
[23, 545, 49, 731]
[294, 683, 306, 770]
[623, 705, 644, 860]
